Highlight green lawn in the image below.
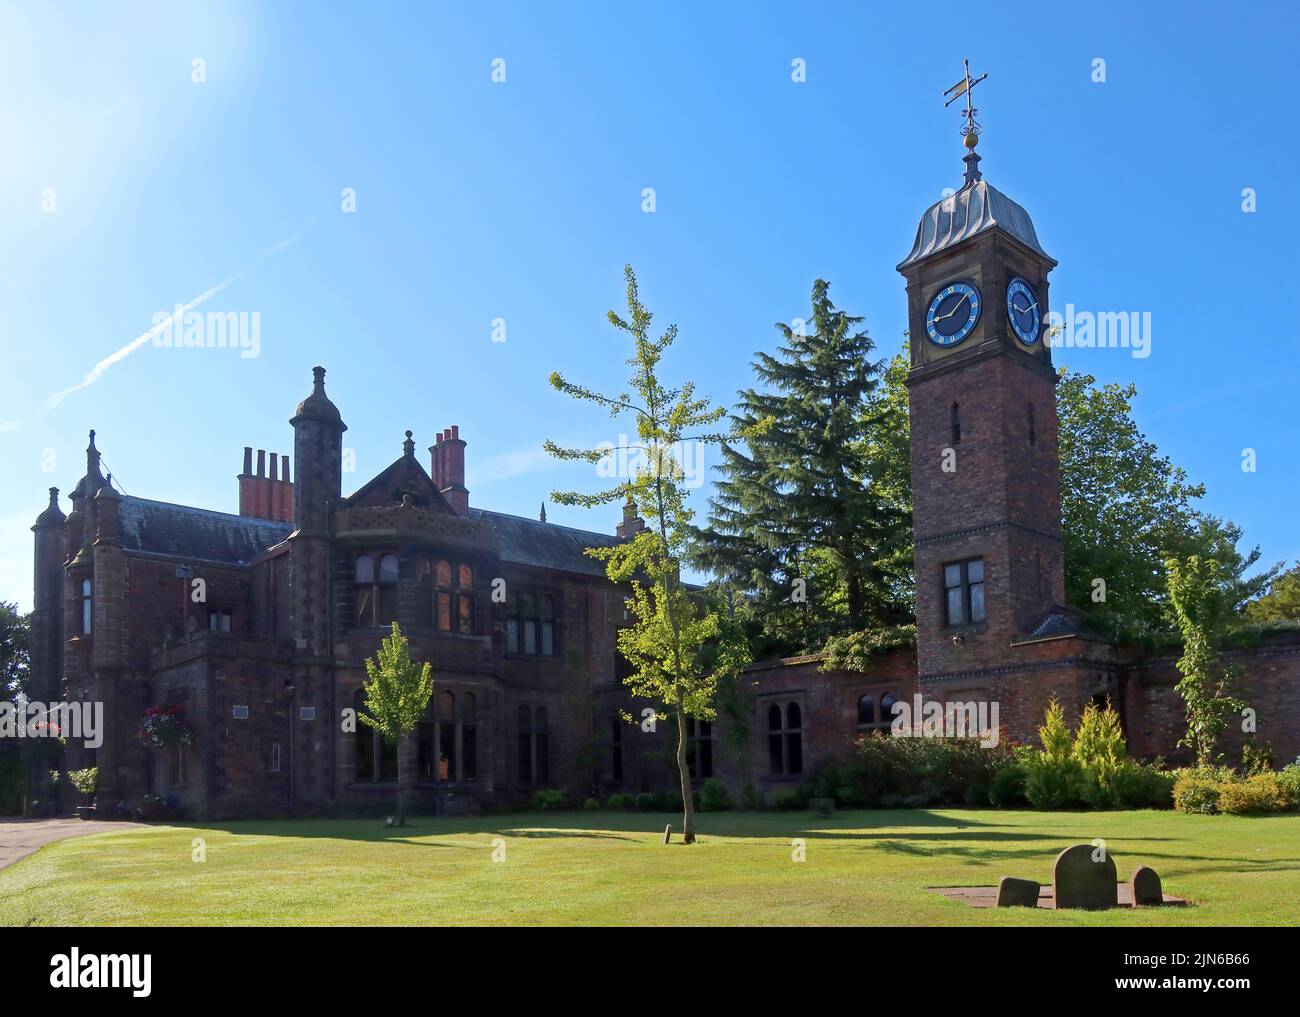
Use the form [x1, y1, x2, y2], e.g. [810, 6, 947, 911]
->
[2, 808, 1297, 926]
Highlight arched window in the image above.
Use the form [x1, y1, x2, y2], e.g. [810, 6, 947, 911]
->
[418, 690, 477, 783]
[80, 578, 92, 635]
[458, 565, 474, 634]
[879, 693, 899, 737]
[767, 701, 802, 776]
[856, 694, 875, 733]
[355, 553, 399, 627]
[858, 692, 896, 737]
[434, 560, 475, 634]
[687, 718, 714, 780]
[951, 402, 961, 444]
[353, 689, 398, 782]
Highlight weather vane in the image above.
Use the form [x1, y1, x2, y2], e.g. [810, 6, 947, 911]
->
[944, 59, 988, 146]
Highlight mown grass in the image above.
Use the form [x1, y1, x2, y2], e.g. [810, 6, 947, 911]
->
[1, 808, 1296, 926]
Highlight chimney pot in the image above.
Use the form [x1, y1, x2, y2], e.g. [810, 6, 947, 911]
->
[243, 447, 253, 475]
[256, 449, 266, 478]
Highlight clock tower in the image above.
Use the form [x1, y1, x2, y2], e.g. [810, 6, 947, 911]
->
[899, 67, 1066, 681]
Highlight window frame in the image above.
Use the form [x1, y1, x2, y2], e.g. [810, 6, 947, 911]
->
[766, 700, 803, 777]
[943, 557, 986, 628]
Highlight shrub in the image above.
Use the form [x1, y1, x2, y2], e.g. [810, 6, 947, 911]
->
[773, 787, 806, 810]
[661, 790, 684, 812]
[583, 797, 600, 811]
[1173, 770, 1224, 814]
[988, 755, 1029, 807]
[530, 787, 566, 810]
[1279, 764, 1300, 807]
[67, 766, 99, 798]
[634, 792, 656, 812]
[740, 782, 763, 810]
[1240, 739, 1275, 775]
[1123, 762, 1177, 809]
[1218, 772, 1290, 815]
[1023, 699, 1085, 809]
[605, 793, 625, 810]
[698, 778, 733, 812]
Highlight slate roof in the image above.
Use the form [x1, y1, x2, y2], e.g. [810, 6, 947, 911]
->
[115, 497, 620, 576]
[898, 178, 1053, 270]
[471, 508, 620, 577]
[118, 496, 291, 564]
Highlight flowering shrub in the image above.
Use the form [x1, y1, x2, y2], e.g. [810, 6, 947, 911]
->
[137, 705, 194, 750]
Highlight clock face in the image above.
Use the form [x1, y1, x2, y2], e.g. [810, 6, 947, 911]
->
[926, 281, 981, 347]
[1006, 277, 1041, 344]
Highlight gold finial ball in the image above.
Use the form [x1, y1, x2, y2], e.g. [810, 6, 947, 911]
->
[964, 133, 979, 149]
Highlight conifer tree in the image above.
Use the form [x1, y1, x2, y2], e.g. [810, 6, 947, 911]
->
[691, 280, 911, 653]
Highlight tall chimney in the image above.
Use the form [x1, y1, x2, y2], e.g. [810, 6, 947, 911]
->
[439, 425, 468, 515]
[239, 446, 294, 523]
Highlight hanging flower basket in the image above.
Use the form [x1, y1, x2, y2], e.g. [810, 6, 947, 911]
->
[138, 705, 195, 750]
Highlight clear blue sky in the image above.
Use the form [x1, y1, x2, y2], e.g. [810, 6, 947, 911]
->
[2, 0, 1297, 610]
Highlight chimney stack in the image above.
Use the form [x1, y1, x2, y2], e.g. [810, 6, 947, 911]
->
[239, 446, 294, 523]
[616, 496, 646, 540]
[429, 425, 468, 515]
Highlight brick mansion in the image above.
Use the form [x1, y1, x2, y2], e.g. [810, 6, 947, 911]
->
[27, 148, 1300, 819]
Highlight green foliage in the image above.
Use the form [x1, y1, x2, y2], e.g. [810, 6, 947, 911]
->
[1023, 699, 1085, 809]
[1244, 562, 1300, 622]
[531, 788, 567, 810]
[988, 755, 1029, 807]
[0, 757, 23, 815]
[698, 777, 733, 812]
[1166, 555, 1248, 767]
[773, 787, 806, 810]
[1240, 739, 1275, 775]
[634, 792, 656, 812]
[1173, 766, 1298, 816]
[740, 782, 762, 810]
[582, 797, 600, 811]
[690, 292, 912, 655]
[1055, 372, 1276, 641]
[820, 624, 916, 674]
[605, 793, 629, 810]
[359, 622, 434, 826]
[0, 602, 30, 698]
[67, 766, 98, 797]
[1072, 700, 1133, 809]
[1172, 770, 1223, 814]
[545, 265, 752, 844]
[812, 736, 1016, 808]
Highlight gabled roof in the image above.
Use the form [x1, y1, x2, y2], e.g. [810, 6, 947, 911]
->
[118, 496, 291, 564]
[470, 508, 620, 578]
[344, 453, 455, 513]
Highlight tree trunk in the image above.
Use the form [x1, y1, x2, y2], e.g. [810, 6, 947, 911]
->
[675, 704, 695, 844]
[396, 735, 406, 827]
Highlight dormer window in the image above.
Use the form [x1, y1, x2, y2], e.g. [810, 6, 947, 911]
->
[355, 553, 399, 627]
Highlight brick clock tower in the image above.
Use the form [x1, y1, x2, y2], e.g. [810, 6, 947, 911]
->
[898, 80, 1066, 683]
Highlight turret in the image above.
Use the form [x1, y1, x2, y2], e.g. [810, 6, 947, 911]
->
[30, 488, 66, 702]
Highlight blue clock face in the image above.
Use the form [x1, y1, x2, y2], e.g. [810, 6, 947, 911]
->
[1007, 277, 1041, 345]
[926, 281, 981, 347]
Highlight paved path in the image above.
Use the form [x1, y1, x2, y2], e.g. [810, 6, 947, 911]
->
[0, 818, 142, 871]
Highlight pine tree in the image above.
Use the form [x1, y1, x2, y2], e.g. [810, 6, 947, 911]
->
[691, 280, 911, 653]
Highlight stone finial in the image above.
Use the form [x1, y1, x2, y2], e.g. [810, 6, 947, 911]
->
[539, 502, 547, 523]
[403, 430, 415, 458]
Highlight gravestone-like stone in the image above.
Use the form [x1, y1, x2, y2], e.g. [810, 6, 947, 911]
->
[663, 825, 672, 845]
[1131, 865, 1163, 906]
[996, 876, 1040, 908]
[1053, 844, 1118, 910]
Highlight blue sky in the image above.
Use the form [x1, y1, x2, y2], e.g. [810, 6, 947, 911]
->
[1, 0, 1297, 610]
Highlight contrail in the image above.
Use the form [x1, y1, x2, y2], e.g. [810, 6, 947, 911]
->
[43, 231, 303, 411]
